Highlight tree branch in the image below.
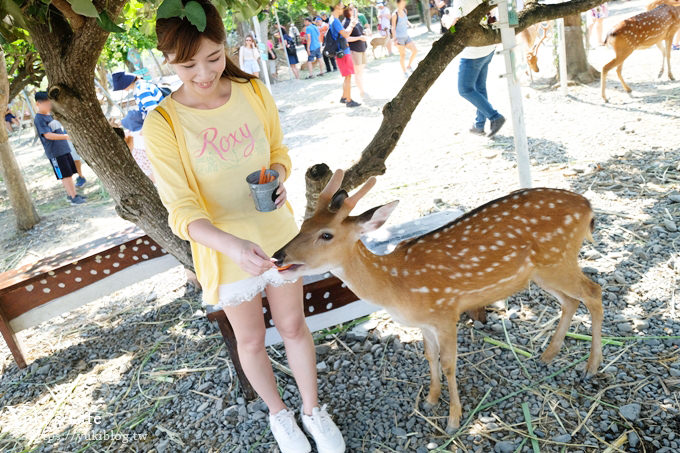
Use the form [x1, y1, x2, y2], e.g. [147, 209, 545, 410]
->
[304, 0, 607, 214]
[50, 0, 86, 30]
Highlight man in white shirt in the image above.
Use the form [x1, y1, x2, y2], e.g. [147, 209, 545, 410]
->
[377, 2, 395, 56]
[447, 0, 505, 137]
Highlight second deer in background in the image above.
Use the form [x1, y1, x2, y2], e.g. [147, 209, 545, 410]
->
[601, 1, 680, 101]
[273, 170, 604, 433]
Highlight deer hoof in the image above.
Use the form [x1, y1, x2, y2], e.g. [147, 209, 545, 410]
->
[422, 400, 437, 411]
[445, 421, 460, 435]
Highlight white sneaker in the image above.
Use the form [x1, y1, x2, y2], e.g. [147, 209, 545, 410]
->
[301, 405, 346, 453]
[269, 408, 311, 453]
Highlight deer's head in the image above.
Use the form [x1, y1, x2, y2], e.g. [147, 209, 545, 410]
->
[273, 170, 398, 278]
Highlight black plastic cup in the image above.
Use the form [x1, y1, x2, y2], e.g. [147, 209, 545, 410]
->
[246, 169, 279, 212]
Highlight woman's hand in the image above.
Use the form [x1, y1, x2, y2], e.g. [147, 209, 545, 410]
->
[274, 183, 287, 208]
[227, 238, 275, 276]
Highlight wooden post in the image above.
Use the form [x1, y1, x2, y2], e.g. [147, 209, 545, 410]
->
[557, 18, 569, 95]
[273, 8, 295, 81]
[252, 16, 273, 92]
[493, 0, 532, 189]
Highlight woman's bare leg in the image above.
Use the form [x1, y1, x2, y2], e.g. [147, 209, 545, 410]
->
[354, 63, 365, 96]
[397, 44, 406, 72]
[406, 41, 417, 69]
[266, 279, 319, 415]
[223, 295, 286, 414]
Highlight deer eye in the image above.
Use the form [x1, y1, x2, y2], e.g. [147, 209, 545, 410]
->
[320, 232, 334, 241]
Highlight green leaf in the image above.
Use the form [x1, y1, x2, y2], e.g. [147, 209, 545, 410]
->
[97, 11, 126, 33]
[184, 1, 206, 32]
[157, 0, 184, 19]
[67, 0, 99, 18]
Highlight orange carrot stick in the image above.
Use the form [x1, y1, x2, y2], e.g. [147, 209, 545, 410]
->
[258, 166, 266, 184]
[276, 264, 292, 271]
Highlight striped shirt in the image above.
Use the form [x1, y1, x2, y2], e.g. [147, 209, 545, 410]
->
[133, 80, 164, 118]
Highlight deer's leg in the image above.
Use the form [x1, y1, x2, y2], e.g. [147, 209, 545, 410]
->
[665, 38, 674, 80]
[535, 266, 603, 376]
[616, 63, 632, 93]
[532, 281, 579, 363]
[657, 42, 666, 78]
[421, 327, 441, 410]
[602, 50, 632, 101]
[601, 57, 617, 101]
[438, 326, 461, 433]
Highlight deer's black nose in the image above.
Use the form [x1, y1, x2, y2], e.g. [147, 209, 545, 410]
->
[272, 250, 286, 267]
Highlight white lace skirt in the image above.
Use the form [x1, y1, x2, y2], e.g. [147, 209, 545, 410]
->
[214, 268, 296, 308]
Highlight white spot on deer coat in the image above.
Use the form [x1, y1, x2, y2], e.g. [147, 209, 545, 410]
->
[411, 286, 430, 293]
[564, 215, 573, 225]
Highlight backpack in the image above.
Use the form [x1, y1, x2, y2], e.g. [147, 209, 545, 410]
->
[284, 35, 297, 56]
[157, 85, 172, 98]
[322, 23, 348, 58]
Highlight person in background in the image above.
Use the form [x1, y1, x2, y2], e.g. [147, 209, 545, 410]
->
[674, 30, 680, 51]
[321, 11, 330, 23]
[304, 17, 324, 78]
[280, 26, 301, 79]
[343, 6, 368, 98]
[112, 71, 164, 118]
[446, 0, 505, 137]
[239, 35, 262, 78]
[5, 109, 19, 133]
[33, 91, 86, 205]
[289, 22, 301, 45]
[355, 5, 368, 28]
[146, 1, 346, 451]
[267, 39, 278, 82]
[588, 4, 608, 47]
[435, 0, 451, 33]
[316, 16, 338, 73]
[121, 109, 154, 183]
[330, 1, 361, 107]
[392, 0, 417, 78]
[377, 2, 394, 56]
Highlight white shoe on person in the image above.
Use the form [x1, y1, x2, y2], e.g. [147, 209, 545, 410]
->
[301, 405, 346, 453]
[269, 408, 311, 453]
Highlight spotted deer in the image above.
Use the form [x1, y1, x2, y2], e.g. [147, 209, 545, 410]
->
[273, 170, 603, 432]
[601, 1, 680, 101]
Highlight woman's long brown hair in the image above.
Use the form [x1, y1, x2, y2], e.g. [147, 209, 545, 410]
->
[156, 0, 255, 82]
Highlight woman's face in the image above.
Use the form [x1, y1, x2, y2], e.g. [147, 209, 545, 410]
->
[245, 36, 254, 47]
[168, 37, 226, 96]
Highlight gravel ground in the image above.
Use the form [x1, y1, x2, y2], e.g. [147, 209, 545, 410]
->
[1, 1, 680, 451]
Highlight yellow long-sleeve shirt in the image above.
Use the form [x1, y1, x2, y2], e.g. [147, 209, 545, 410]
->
[143, 78, 298, 305]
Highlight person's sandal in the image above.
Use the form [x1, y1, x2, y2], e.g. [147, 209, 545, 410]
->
[340, 97, 348, 103]
[346, 100, 361, 108]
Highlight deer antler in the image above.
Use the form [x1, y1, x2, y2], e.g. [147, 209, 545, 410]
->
[316, 169, 345, 212]
[341, 177, 377, 212]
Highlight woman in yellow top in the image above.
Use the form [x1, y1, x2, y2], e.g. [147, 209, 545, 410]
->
[145, 2, 345, 452]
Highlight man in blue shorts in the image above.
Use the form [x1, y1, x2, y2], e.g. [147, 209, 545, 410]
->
[33, 91, 86, 205]
[304, 17, 325, 78]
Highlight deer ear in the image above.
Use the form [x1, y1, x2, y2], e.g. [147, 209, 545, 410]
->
[329, 190, 348, 212]
[355, 201, 399, 233]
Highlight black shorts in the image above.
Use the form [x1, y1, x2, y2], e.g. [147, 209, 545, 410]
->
[50, 153, 77, 180]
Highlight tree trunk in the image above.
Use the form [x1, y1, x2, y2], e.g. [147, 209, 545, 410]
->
[563, 13, 599, 83]
[0, 50, 40, 231]
[26, 5, 193, 270]
[303, 0, 609, 214]
[420, 0, 433, 33]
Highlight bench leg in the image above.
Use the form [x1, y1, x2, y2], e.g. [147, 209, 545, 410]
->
[0, 306, 27, 368]
[211, 310, 257, 401]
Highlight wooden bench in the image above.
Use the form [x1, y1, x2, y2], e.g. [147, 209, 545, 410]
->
[1, 210, 465, 400]
[0, 227, 178, 368]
